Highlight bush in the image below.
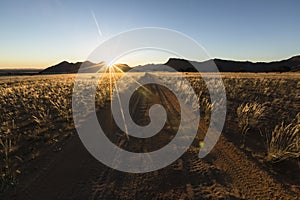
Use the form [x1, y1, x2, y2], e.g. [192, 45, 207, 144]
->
[237, 102, 267, 146]
[267, 113, 300, 163]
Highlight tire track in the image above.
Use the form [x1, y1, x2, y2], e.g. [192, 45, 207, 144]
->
[208, 135, 298, 200]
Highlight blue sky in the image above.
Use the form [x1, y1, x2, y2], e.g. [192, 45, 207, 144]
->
[0, 0, 299, 68]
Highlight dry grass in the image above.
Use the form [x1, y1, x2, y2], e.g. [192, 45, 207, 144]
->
[236, 102, 267, 146]
[267, 113, 300, 163]
[0, 120, 17, 191]
[0, 75, 111, 192]
[0, 73, 299, 191]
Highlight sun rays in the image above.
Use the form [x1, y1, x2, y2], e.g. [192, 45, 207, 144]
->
[94, 63, 157, 142]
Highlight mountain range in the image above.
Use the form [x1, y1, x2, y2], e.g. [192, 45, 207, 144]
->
[39, 55, 300, 74]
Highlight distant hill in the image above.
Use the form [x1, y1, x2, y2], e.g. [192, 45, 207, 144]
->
[165, 56, 300, 72]
[39, 61, 132, 74]
[39, 61, 96, 74]
[111, 64, 132, 73]
[39, 56, 300, 74]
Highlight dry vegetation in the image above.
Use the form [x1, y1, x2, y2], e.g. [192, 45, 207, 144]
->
[0, 75, 110, 192]
[0, 73, 299, 194]
[267, 113, 300, 163]
[188, 74, 299, 166]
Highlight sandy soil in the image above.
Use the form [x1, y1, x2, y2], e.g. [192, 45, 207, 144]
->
[2, 75, 299, 200]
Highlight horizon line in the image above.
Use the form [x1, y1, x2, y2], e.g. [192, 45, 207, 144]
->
[1, 54, 299, 70]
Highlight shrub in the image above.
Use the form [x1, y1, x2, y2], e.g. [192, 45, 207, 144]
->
[267, 113, 300, 163]
[237, 102, 267, 146]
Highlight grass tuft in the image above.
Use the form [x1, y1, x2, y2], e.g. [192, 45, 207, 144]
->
[266, 113, 300, 163]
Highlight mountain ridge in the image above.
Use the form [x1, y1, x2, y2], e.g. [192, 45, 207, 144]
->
[39, 55, 300, 74]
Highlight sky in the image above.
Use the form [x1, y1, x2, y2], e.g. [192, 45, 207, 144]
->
[0, 0, 300, 69]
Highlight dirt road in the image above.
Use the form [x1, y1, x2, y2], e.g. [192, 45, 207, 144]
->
[5, 82, 298, 200]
